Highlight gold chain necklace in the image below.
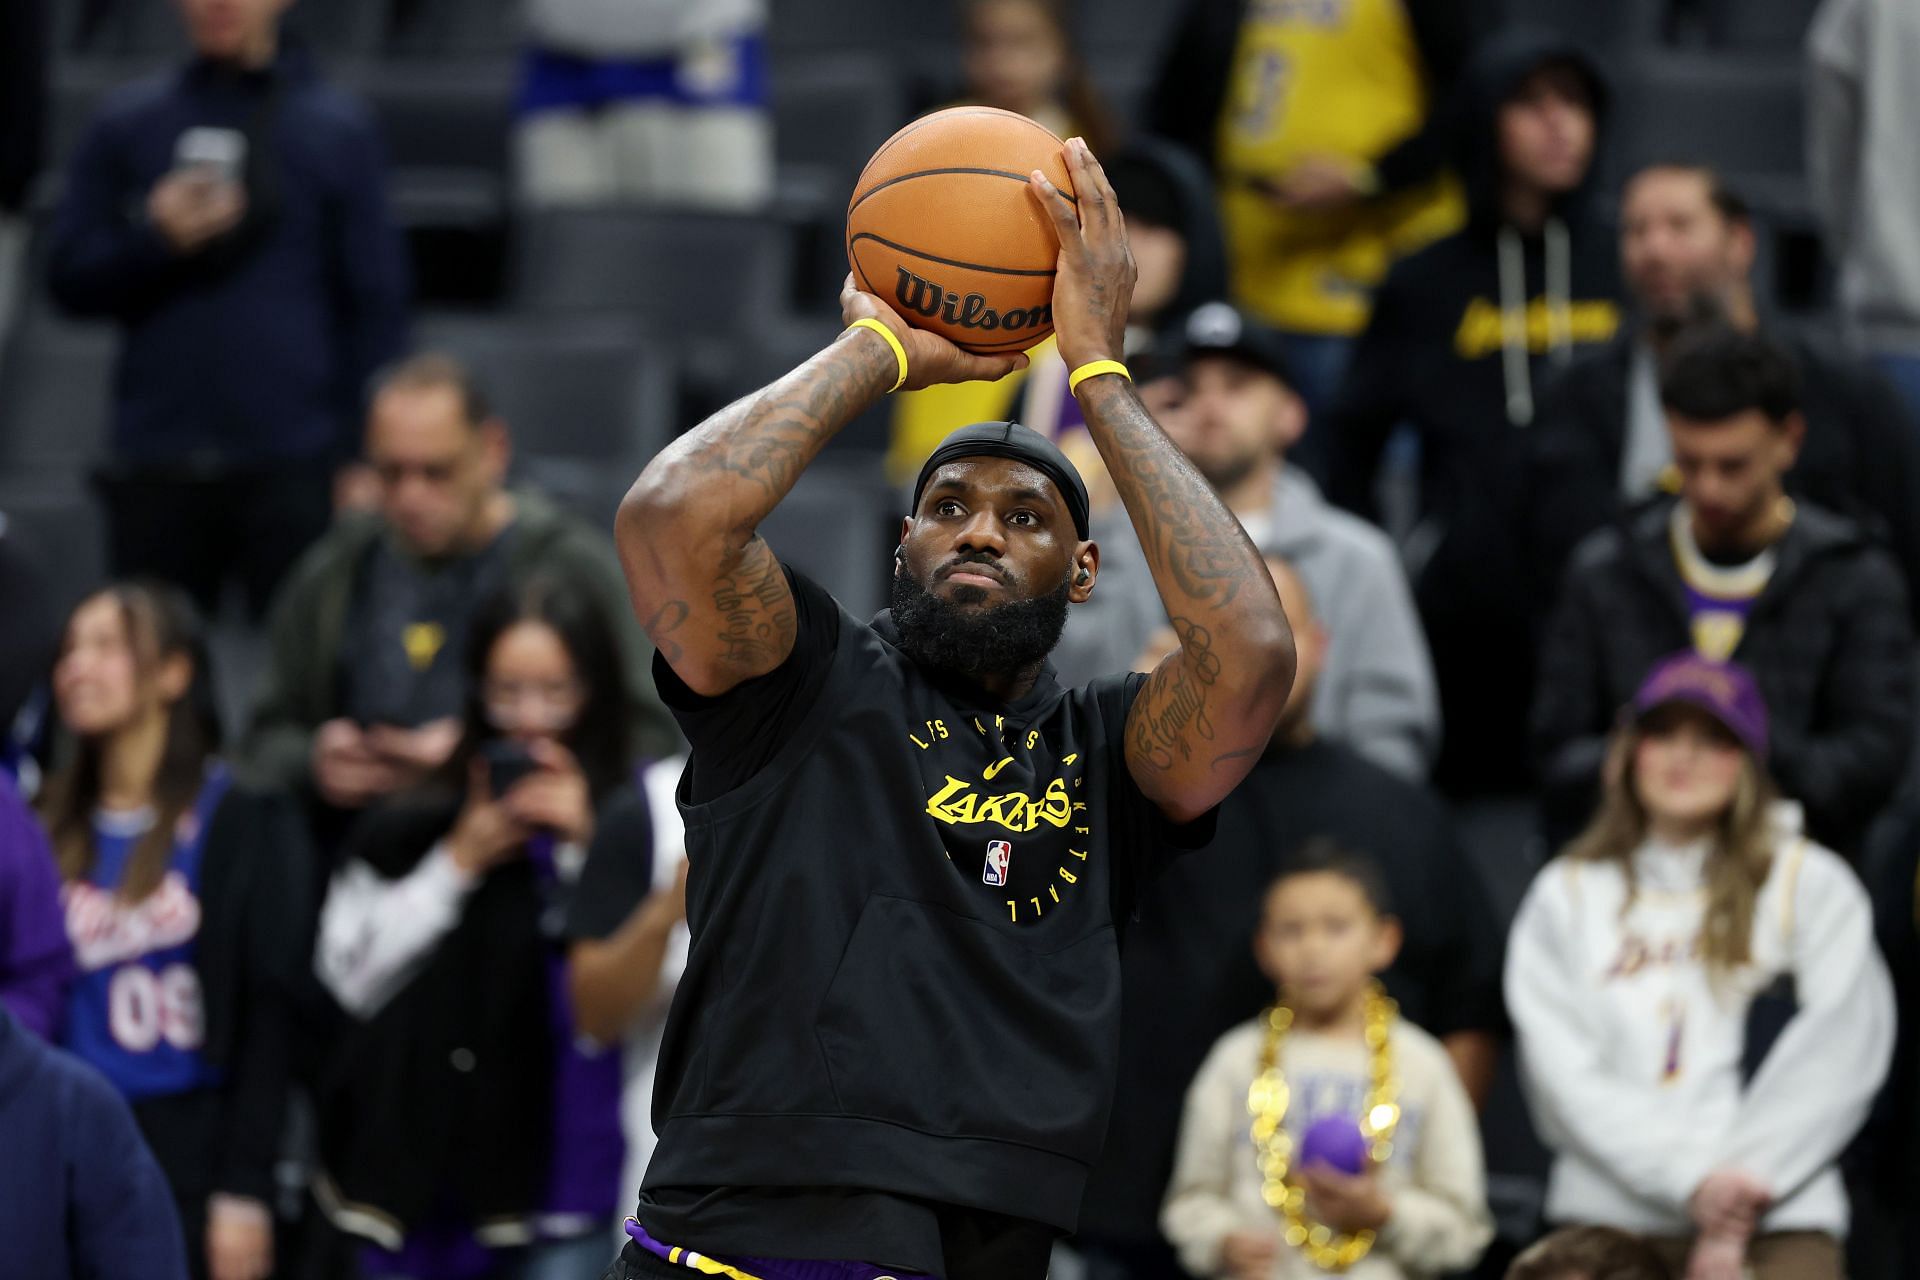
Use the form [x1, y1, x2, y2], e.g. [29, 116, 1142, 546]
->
[1245, 981, 1400, 1273]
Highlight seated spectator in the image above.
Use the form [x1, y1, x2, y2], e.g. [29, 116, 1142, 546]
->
[1528, 163, 1920, 601]
[1508, 654, 1893, 1280]
[0, 1007, 189, 1280]
[1160, 845, 1493, 1280]
[242, 354, 674, 833]
[1533, 325, 1914, 857]
[313, 572, 655, 1279]
[1328, 31, 1623, 797]
[1507, 1226, 1671, 1280]
[46, 0, 408, 621]
[960, 0, 1115, 154]
[514, 0, 772, 209]
[1147, 0, 1471, 441]
[0, 770, 72, 1040]
[1078, 557, 1499, 1280]
[39, 583, 313, 1280]
[1809, 0, 1920, 421]
[1057, 304, 1438, 780]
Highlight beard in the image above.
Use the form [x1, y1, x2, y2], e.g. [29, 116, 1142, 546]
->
[889, 565, 1072, 682]
[1189, 446, 1260, 495]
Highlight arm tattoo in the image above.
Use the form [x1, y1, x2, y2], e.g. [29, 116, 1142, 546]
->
[642, 599, 689, 665]
[1078, 377, 1261, 612]
[678, 336, 895, 505]
[711, 537, 796, 669]
[1128, 617, 1220, 773]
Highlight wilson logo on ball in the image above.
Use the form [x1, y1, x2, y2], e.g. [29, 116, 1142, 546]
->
[894, 268, 1053, 335]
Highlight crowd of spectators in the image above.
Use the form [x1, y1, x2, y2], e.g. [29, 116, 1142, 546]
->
[3, 0, 1920, 1279]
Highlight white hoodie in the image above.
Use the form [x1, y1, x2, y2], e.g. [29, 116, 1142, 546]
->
[1505, 806, 1894, 1237]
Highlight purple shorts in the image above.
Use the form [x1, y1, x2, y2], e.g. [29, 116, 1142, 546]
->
[623, 1219, 935, 1280]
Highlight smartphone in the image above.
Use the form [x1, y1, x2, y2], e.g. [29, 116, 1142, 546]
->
[481, 740, 540, 796]
[173, 127, 247, 184]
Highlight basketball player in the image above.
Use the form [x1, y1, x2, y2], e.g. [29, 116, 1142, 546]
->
[609, 139, 1296, 1280]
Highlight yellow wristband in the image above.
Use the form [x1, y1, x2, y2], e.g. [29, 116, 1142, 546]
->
[847, 318, 908, 393]
[1067, 358, 1132, 395]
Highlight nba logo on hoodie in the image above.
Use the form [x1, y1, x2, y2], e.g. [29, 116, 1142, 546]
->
[983, 840, 1012, 887]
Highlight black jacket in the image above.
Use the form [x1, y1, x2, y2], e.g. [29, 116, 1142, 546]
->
[1527, 331, 1920, 617]
[1534, 498, 1914, 856]
[132, 784, 315, 1208]
[1147, 0, 1477, 192]
[46, 45, 409, 465]
[1325, 29, 1625, 795]
[314, 793, 553, 1234]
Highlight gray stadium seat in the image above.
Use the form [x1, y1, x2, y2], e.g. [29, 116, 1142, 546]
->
[772, 55, 907, 196]
[767, 0, 957, 58]
[387, 0, 523, 56]
[511, 208, 799, 336]
[0, 319, 115, 471]
[411, 313, 680, 481]
[1610, 52, 1807, 205]
[339, 61, 514, 233]
[756, 458, 897, 620]
[0, 478, 109, 613]
[1496, 0, 1665, 48]
[1702, 0, 1821, 49]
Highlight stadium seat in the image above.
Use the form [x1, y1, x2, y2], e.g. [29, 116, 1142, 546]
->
[1701, 0, 1822, 49]
[756, 457, 897, 620]
[1609, 53, 1807, 198]
[767, 0, 958, 59]
[772, 55, 907, 196]
[0, 318, 115, 471]
[510, 207, 799, 337]
[387, 0, 522, 57]
[0, 478, 109, 613]
[411, 313, 680, 477]
[1497, 0, 1666, 49]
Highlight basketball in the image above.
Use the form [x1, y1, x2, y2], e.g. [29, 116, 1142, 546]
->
[846, 106, 1076, 355]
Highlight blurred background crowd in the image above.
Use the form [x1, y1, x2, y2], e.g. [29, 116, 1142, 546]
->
[3, 0, 1920, 1278]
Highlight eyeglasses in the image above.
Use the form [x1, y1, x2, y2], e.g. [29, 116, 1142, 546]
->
[481, 677, 586, 732]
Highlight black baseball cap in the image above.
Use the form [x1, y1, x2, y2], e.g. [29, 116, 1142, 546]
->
[1177, 301, 1297, 390]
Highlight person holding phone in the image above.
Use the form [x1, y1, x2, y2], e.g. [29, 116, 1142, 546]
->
[45, 0, 409, 622]
[313, 571, 660, 1280]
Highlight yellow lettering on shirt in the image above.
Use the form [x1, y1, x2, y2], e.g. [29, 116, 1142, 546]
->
[1451, 297, 1622, 360]
[402, 622, 446, 672]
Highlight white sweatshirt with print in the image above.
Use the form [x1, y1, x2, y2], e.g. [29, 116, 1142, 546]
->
[1161, 1015, 1492, 1279]
[1505, 806, 1894, 1236]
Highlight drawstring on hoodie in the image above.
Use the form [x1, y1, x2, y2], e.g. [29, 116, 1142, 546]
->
[1496, 216, 1575, 426]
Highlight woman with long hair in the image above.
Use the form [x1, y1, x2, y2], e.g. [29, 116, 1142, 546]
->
[314, 571, 668, 1280]
[42, 581, 312, 1280]
[1506, 652, 1893, 1280]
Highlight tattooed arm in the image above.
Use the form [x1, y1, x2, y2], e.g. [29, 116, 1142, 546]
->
[1033, 141, 1295, 822]
[617, 280, 1027, 698]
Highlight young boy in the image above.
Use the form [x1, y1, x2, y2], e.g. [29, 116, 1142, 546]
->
[1161, 840, 1492, 1279]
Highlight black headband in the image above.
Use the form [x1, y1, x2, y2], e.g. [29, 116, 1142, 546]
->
[911, 421, 1092, 540]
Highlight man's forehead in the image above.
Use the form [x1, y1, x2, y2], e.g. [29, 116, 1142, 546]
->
[921, 456, 1064, 504]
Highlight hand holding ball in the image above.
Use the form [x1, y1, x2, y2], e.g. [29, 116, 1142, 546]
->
[845, 107, 1076, 355]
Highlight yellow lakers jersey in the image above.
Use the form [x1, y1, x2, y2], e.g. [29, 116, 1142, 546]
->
[1216, 0, 1464, 335]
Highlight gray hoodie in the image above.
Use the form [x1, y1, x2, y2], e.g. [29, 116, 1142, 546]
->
[1053, 468, 1440, 780]
[1809, 0, 1920, 356]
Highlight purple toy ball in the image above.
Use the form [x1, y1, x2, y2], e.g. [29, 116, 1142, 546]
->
[1298, 1114, 1369, 1176]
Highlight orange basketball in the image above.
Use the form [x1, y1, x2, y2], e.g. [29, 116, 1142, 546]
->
[846, 106, 1075, 355]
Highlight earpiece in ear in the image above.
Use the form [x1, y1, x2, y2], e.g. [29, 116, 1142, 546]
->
[1076, 570, 1091, 585]
[894, 546, 906, 564]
